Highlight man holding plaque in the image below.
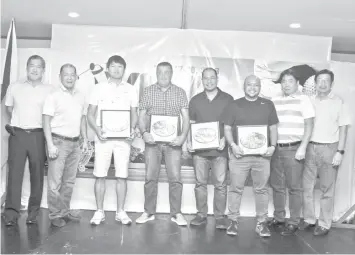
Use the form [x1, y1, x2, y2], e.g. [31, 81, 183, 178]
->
[187, 68, 233, 228]
[43, 64, 88, 227]
[222, 75, 279, 237]
[87, 55, 139, 225]
[136, 62, 190, 226]
[269, 68, 315, 236]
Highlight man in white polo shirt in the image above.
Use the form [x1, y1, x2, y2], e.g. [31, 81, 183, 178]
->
[43, 63, 88, 227]
[87, 55, 139, 225]
[301, 69, 351, 236]
[269, 68, 315, 236]
[3, 55, 53, 226]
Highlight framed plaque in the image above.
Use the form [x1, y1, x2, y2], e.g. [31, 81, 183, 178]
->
[101, 110, 131, 138]
[191, 121, 220, 150]
[237, 125, 268, 155]
[150, 115, 178, 143]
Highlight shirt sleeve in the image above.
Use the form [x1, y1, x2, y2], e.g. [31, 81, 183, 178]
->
[42, 93, 56, 116]
[189, 98, 197, 121]
[88, 86, 99, 106]
[179, 89, 189, 109]
[268, 101, 279, 126]
[139, 87, 150, 111]
[130, 86, 139, 108]
[339, 102, 352, 126]
[220, 102, 236, 126]
[4, 83, 14, 107]
[300, 95, 315, 119]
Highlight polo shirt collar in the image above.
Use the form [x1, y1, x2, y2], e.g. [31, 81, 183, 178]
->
[315, 91, 335, 100]
[203, 88, 221, 100]
[283, 90, 302, 98]
[24, 79, 43, 86]
[60, 84, 77, 94]
[108, 78, 125, 86]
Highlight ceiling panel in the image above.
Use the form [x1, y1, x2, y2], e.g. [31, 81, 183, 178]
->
[1, 0, 355, 52]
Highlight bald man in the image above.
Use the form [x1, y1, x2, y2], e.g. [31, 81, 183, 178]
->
[222, 75, 279, 237]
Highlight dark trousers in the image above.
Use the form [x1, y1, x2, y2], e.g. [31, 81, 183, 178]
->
[4, 129, 46, 220]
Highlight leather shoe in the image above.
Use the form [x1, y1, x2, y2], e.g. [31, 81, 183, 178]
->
[299, 220, 316, 230]
[280, 224, 298, 236]
[268, 218, 285, 228]
[313, 226, 329, 236]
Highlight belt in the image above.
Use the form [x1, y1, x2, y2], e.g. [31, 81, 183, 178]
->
[13, 126, 43, 133]
[309, 141, 335, 145]
[52, 133, 80, 142]
[277, 141, 301, 147]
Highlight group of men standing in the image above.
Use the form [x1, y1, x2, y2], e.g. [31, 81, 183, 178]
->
[2, 54, 350, 239]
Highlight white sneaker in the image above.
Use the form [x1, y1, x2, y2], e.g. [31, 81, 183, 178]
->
[171, 213, 187, 226]
[135, 212, 155, 224]
[90, 210, 105, 225]
[115, 211, 132, 225]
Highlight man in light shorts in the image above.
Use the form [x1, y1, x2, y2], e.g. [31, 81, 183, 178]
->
[87, 55, 139, 225]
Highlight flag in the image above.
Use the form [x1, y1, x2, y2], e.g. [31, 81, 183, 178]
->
[1, 18, 18, 205]
[1, 18, 18, 101]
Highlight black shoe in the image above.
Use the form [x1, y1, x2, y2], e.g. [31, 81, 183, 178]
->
[299, 220, 316, 231]
[190, 215, 207, 226]
[51, 218, 66, 228]
[280, 224, 298, 236]
[226, 221, 238, 236]
[268, 218, 285, 228]
[215, 217, 228, 230]
[313, 226, 329, 236]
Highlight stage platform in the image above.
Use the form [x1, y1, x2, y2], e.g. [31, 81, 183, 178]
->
[2, 209, 355, 254]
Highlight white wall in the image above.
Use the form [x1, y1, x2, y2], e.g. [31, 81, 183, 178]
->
[331, 53, 355, 63]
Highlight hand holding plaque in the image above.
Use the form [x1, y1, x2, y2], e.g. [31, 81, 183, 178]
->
[101, 110, 131, 139]
[150, 115, 178, 143]
[237, 125, 268, 155]
[191, 121, 220, 151]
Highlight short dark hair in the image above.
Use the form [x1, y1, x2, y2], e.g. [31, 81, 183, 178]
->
[202, 67, 218, 78]
[275, 68, 300, 83]
[27, 55, 46, 69]
[60, 63, 77, 74]
[106, 55, 126, 69]
[314, 69, 334, 83]
[157, 62, 173, 72]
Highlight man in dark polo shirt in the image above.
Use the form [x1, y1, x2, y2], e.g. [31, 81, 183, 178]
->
[222, 75, 279, 237]
[187, 68, 233, 228]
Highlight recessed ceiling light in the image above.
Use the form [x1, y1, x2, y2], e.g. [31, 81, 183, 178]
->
[289, 23, 301, 28]
[68, 12, 80, 18]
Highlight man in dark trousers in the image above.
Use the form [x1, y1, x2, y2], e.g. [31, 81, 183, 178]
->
[187, 67, 233, 228]
[3, 55, 54, 225]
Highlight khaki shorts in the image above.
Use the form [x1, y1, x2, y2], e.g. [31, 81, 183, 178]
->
[93, 139, 131, 178]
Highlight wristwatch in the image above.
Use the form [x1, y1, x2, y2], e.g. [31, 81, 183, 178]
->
[337, 150, 345, 155]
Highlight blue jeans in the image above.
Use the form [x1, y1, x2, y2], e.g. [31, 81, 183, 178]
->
[47, 137, 81, 220]
[270, 145, 304, 225]
[193, 155, 227, 218]
[303, 142, 338, 229]
[144, 143, 182, 215]
[228, 154, 270, 222]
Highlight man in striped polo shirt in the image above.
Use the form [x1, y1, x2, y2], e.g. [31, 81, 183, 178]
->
[269, 68, 315, 236]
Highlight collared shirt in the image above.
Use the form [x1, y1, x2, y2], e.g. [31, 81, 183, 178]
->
[189, 88, 234, 157]
[139, 83, 188, 134]
[89, 80, 138, 126]
[5, 80, 54, 129]
[43, 85, 86, 138]
[310, 92, 351, 143]
[272, 92, 315, 143]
